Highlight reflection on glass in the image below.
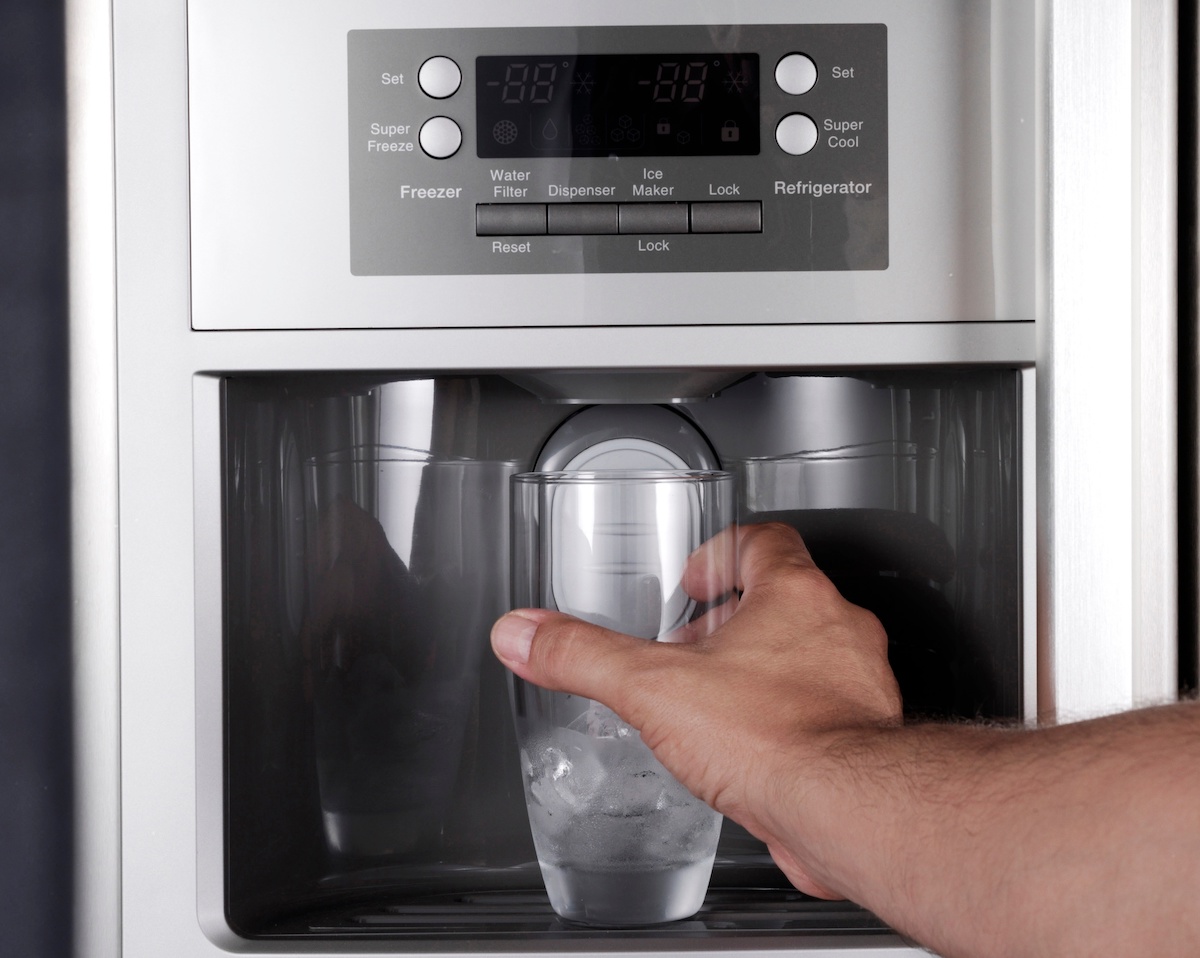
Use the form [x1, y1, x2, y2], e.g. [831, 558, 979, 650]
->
[303, 448, 519, 856]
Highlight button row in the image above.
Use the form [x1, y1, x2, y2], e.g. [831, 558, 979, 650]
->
[419, 53, 818, 100]
[476, 202, 762, 237]
[413, 53, 822, 160]
[420, 114, 817, 160]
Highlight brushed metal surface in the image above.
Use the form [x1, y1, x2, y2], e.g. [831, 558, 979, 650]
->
[67, 0, 122, 955]
[1132, 0, 1179, 705]
[1037, 0, 1178, 719]
[1038, 0, 1135, 721]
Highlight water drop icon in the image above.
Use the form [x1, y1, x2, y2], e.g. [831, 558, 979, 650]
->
[542, 119, 558, 141]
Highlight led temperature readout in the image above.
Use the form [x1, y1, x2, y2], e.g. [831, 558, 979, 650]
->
[476, 53, 760, 158]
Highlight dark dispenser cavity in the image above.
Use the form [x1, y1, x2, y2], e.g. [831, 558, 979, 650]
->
[221, 368, 1022, 940]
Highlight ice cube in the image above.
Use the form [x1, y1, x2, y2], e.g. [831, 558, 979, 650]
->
[613, 766, 670, 815]
[526, 727, 614, 816]
[527, 777, 571, 839]
[568, 701, 636, 740]
[525, 742, 578, 840]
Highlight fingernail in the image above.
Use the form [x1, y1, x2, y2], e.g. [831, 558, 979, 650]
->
[492, 612, 538, 665]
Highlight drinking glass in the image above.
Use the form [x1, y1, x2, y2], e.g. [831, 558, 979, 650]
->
[733, 440, 931, 515]
[304, 449, 518, 857]
[509, 470, 737, 925]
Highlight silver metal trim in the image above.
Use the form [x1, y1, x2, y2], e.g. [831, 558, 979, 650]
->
[1037, 0, 1178, 720]
[1038, 0, 1136, 720]
[193, 376, 228, 947]
[1133, 0, 1179, 704]
[163, 322, 1035, 372]
[1022, 369, 1039, 723]
[67, 0, 121, 954]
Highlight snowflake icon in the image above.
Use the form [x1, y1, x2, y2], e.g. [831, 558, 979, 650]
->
[724, 72, 749, 93]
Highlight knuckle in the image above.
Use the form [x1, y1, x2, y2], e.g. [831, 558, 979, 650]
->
[807, 570, 848, 606]
[534, 616, 592, 681]
[854, 606, 889, 652]
[768, 561, 840, 607]
[750, 520, 805, 547]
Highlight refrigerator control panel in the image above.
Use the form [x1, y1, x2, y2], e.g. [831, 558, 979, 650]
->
[348, 25, 887, 276]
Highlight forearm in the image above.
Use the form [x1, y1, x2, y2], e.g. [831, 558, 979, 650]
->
[779, 702, 1200, 958]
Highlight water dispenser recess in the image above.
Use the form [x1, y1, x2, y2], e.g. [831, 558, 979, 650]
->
[220, 367, 1022, 939]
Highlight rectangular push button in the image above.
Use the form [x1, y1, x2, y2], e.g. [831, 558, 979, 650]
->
[618, 202, 690, 234]
[689, 201, 763, 234]
[476, 204, 547, 236]
[547, 203, 618, 235]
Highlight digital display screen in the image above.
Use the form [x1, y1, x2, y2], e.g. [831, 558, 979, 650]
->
[476, 53, 760, 158]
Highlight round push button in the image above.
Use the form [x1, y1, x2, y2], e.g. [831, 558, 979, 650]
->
[776, 113, 818, 155]
[775, 53, 817, 95]
[419, 116, 462, 159]
[418, 56, 461, 99]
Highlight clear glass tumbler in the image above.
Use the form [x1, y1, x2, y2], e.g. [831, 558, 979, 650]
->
[304, 449, 519, 857]
[509, 470, 737, 925]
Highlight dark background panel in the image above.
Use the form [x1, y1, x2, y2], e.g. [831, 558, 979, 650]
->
[0, 1, 73, 956]
[1180, 0, 1200, 696]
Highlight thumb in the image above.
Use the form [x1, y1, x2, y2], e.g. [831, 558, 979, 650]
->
[491, 608, 661, 712]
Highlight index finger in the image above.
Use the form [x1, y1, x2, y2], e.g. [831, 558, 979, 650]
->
[681, 521, 817, 602]
[680, 523, 740, 602]
[736, 521, 818, 595]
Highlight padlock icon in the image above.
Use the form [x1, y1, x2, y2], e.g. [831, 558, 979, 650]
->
[657, 119, 671, 135]
[721, 121, 740, 143]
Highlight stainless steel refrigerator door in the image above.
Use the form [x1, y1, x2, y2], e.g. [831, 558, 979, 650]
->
[67, 0, 1182, 956]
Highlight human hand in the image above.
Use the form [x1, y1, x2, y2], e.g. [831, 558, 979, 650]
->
[490, 521, 902, 898]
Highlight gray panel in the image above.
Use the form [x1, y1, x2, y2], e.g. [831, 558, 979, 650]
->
[348, 24, 888, 275]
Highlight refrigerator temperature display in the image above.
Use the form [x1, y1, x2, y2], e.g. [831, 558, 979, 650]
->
[476, 53, 760, 158]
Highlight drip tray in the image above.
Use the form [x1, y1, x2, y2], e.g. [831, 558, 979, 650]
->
[291, 888, 895, 941]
